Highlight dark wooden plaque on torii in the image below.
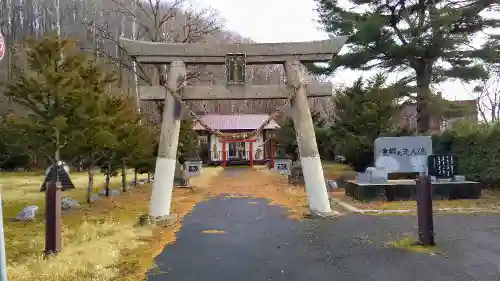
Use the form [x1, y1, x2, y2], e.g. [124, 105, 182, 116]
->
[226, 53, 246, 85]
[40, 165, 75, 192]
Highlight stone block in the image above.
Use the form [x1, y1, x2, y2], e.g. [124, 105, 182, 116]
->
[355, 172, 370, 183]
[174, 162, 190, 187]
[366, 166, 388, 184]
[288, 162, 304, 185]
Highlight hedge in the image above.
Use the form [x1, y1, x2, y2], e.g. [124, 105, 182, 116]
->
[432, 122, 500, 187]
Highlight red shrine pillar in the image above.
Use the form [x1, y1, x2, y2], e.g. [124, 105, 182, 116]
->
[222, 139, 227, 168]
[249, 141, 254, 168]
[270, 140, 275, 169]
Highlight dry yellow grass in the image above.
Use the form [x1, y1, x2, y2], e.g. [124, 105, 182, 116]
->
[201, 229, 227, 234]
[4, 167, 313, 281]
[2, 170, 150, 281]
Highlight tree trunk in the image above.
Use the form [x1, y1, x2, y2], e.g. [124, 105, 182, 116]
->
[105, 160, 111, 196]
[147, 172, 151, 183]
[121, 162, 127, 192]
[45, 128, 62, 255]
[415, 62, 434, 133]
[87, 166, 94, 203]
[134, 169, 138, 186]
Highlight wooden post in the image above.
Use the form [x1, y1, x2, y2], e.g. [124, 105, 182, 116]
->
[285, 59, 332, 215]
[416, 175, 435, 246]
[249, 141, 254, 168]
[45, 161, 61, 255]
[148, 61, 185, 219]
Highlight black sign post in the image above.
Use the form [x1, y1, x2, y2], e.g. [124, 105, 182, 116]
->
[427, 154, 457, 179]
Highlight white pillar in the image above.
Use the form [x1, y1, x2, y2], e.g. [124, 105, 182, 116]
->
[284, 59, 332, 214]
[149, 61, 185, 219]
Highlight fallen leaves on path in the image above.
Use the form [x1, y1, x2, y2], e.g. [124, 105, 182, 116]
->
[201, 229, 227, 234]
[207, 168, 310, 220]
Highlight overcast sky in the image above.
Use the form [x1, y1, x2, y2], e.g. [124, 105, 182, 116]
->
[193, 0, 500, 101]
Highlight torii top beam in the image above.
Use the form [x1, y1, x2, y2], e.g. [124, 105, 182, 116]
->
[119, 37, 348, 65]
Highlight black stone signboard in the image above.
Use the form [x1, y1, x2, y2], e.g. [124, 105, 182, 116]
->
[277, 163, 287, 171]
[188, 165, 198, 173]
[40, 165, 75, 192]
[427, 154, 457, 179]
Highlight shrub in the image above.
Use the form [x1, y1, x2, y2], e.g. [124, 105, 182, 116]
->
[433, 121, 500, 187]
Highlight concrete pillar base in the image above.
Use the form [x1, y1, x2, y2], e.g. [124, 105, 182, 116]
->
[138, 214, 178, 227]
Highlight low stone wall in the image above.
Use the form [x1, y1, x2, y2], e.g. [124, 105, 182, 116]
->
[343, 180, 483, 202]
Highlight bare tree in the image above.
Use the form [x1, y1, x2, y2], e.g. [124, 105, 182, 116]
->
[467, 70, 500, 123]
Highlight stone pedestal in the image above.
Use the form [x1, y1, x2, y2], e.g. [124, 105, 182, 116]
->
[366, 166, 388, 184]
[288, 162, 305, 185]
[174, 162, 190, 187]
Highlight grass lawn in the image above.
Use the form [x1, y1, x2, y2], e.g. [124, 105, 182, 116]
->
[331, 189, 500, 211]
[321, 161, 355, 181]
[1, 165, 339, 281]
[1, 168, 217, 281]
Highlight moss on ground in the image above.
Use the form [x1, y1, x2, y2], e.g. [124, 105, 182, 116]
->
[389, 234, 439, 254]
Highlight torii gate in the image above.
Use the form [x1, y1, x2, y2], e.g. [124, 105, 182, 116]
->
[120, 36, 348, 219]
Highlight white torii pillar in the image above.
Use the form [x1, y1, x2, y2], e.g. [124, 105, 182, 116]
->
[149, 61, 185, 219]
[285, 59, 332, 214]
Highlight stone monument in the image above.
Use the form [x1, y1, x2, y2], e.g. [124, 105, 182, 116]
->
[184, 146, 203, 177]
[174, 161, 190, 187]
[288, 146, 304, 185]
[273, 145, 292, 175]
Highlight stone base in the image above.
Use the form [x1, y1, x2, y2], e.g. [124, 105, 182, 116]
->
[343, 179, 482, 202]
[288, 162, 304, 185]
[303, 210, 341, 219]
[138, 214, 178, 227]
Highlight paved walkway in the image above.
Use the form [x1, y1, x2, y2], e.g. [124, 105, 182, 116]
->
[148, 196, 500, 281]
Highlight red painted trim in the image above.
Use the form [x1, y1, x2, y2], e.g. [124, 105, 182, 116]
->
[223, 139, 256, 143]
[270, 140, 275, 168]
[249, 142, 254, 168]
[219, 138, 257, 167]
[222, 140, 227, 168]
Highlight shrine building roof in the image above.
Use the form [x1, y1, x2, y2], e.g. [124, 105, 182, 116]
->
[193, 114, 280, 131]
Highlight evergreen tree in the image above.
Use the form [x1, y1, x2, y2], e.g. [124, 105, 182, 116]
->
[94, 95, 139, 196]
[177, 118, 199, 164]
[0, 35, 97, 169]
[275, 112, 334, 160]
[332, 75, 398, 171]
[69, 57, 117, 202]
[130, 124, 158, 184]
[313, 0, 500, 132]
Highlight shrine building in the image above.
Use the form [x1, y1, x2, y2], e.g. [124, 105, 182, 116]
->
[193, 114, 279, 167]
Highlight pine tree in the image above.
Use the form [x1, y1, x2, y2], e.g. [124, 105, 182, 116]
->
[332, 74, 398, 171]
[313, 0, 500, 132]
[177, 117, 199, 164]
[0, 34, 103, 168]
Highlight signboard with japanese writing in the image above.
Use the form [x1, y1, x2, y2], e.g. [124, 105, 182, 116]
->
[427, 154, 457, 179]
[225, 53, 246, 85]
[185, 161, 202, 177]
[374, 136, 433, 173]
